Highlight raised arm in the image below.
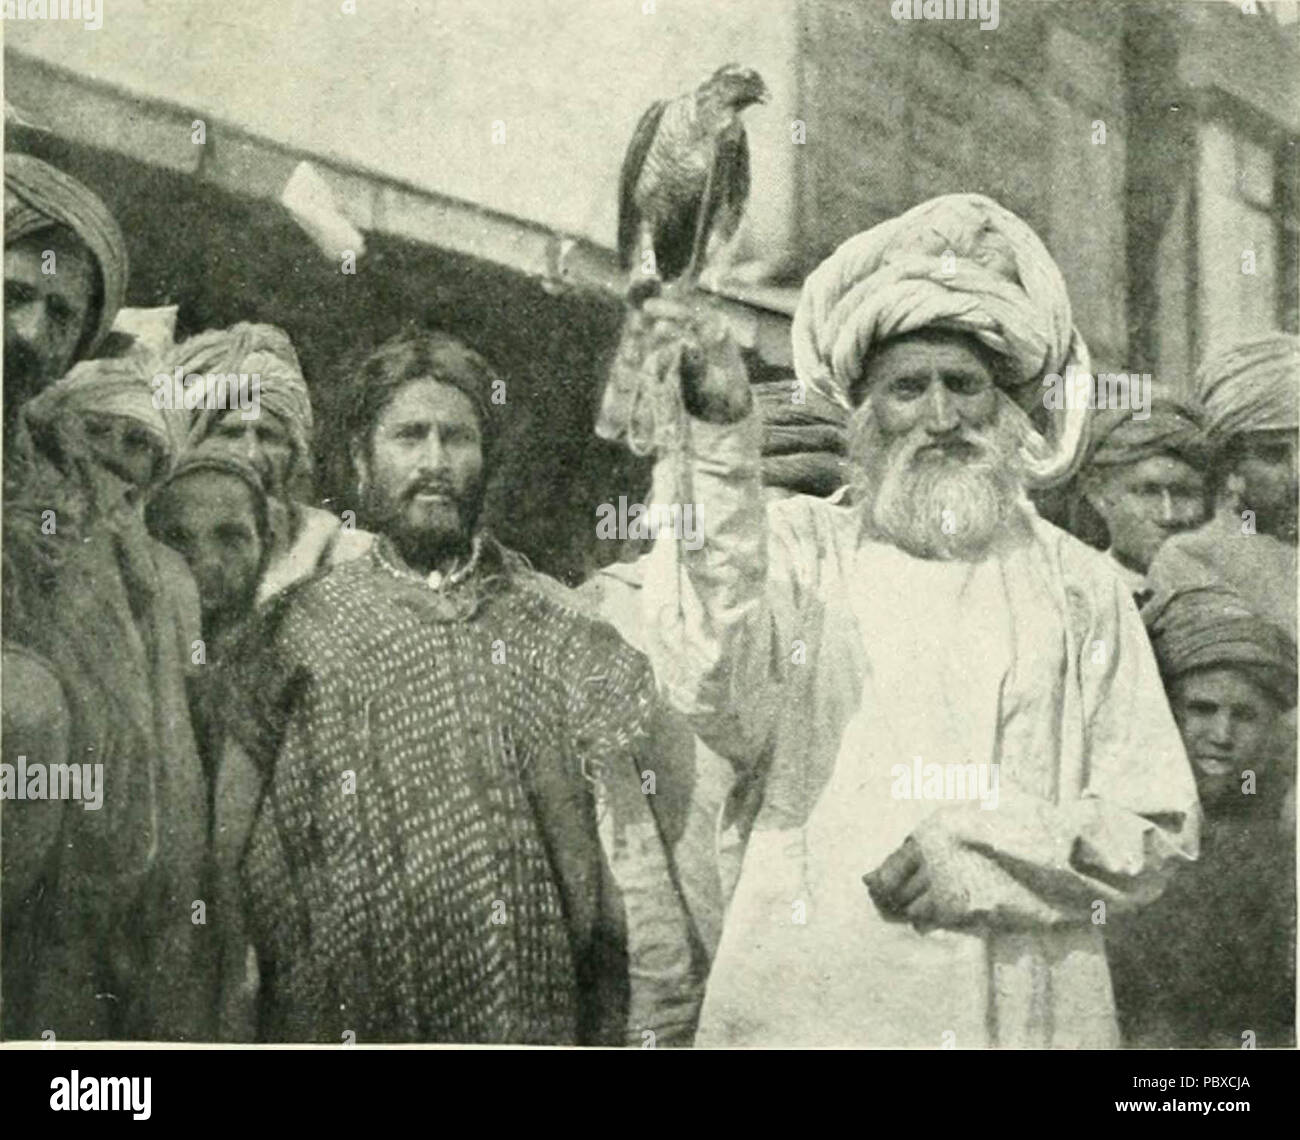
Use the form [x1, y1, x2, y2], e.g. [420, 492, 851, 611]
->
[630, 297, 793, 766]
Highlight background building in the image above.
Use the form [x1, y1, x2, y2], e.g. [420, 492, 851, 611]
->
[5, 0, 1297, 578]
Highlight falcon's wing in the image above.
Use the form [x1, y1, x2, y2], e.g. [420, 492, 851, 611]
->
[713, 126, 751, 244]
[686, 126, 752, 281]
[617, 99, 667, 270]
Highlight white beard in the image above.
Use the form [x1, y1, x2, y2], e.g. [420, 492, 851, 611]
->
[849, 395, 1035, 561]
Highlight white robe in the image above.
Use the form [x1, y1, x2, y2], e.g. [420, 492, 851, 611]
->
[643, 414, 1200, 1048]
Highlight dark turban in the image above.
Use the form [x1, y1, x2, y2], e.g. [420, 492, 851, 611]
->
[1085, 396, 1208, 471]
[4, 153, 129, 359]
[1195, 333, 1300, 450]
[752, 379, 848, 497]
[1143, 584, 1297, 707]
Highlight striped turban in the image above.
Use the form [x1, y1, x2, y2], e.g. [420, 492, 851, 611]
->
[19, 349, 184, 476]
[1144, 584, 1297, 707]
[1085, 397, 1208, 471]
[752, 378, 848, 497]
[1195, 333, 1300, 450]
[791, 193, 1091, 488]
[171, 321, 314, 480]
[5, 153, 129, 359]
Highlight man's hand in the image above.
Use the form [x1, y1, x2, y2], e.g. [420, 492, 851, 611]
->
[863, 834, 972, 933]
[640, 293, 752, 425]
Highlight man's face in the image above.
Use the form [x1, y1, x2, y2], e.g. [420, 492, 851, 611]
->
[1231, 429, 1298, 541]
[82, 413, 166, 489]
[851, 331, 1025, 560]
[207, 408, 294, 492]
[149, 471, 265, 629]
[1169, 666, 1282, 809]
[1085, 455, 1206, 573]
[4, 232, 97, 402]
[355, 379, 485, 570]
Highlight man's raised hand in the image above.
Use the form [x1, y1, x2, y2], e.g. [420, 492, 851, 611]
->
[640, 295, 752, 426]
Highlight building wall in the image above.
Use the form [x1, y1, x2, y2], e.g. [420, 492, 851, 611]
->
[4, 0, 802, 263]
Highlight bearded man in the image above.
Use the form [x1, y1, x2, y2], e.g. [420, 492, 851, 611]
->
[213, 329, 663, 1044]
[1078, 399, 1209, 595]
[1147, 334, 1298, 638]
[630, 193, 1199, 1048]
[169, 321, 373, 602]
[4, 154, 128, 436]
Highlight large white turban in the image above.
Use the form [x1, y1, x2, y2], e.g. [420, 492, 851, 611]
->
[790, 193, 1092, 488]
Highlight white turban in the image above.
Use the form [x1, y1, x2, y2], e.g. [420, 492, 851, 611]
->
[791, 193, 1092, 487]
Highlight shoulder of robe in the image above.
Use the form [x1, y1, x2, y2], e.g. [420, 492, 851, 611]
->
[765, 491, 851, 575]
[150, 537, 201, 612]
[502, 552, 650, 670]
[1146, 525, 1222, 594]
[1, 645, 71, 742]
[294, 505, 376, 568]
[1027, 513, 1135, 639]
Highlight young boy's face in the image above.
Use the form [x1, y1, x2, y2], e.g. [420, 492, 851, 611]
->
[1169, 666, 1283, 808]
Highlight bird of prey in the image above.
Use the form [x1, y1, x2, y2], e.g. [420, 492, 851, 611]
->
[617, 64, 768, 299]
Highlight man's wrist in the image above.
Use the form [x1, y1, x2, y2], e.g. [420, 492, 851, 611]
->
[684, 378, 753, 424]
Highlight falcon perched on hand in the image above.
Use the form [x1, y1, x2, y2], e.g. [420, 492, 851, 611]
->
[617, 64, 768, 296]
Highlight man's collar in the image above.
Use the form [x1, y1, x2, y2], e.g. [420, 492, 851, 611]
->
[372, 530, 488, 592]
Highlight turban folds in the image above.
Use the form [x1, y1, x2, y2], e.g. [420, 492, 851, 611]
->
[1143, 584, 1297, 706]
[4, 153, 129, 359]
[1195, 333, 1300, 449]
[791, 193, 1091, 488]
[171, 321, 314, 478]
[1085, 397, 1207, 471]
[20, 349, 184, 473]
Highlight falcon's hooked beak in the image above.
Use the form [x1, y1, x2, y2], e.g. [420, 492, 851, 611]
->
[710, 65, 770, 110]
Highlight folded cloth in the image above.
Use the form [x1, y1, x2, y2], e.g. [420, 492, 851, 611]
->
[790, 192, 1092, 487]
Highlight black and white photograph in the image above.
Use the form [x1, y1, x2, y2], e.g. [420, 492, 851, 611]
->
[0, 0, 1296, 1103]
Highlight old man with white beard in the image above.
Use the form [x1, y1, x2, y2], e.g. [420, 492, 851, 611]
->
[629, 193, 1200, 1048]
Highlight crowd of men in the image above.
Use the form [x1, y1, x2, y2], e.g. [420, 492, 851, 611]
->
[2, 149, 1296, 1048]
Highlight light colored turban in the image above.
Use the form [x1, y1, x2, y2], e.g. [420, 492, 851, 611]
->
[1143, 584, 1296, 707]
[791, 193, 1092, 488]
[20, 349, 185, 472]
[1195, 333, 1300, 449]
[170, 321, 314, 472]
[5, 153, 130, 359]
[1085, 397, 1208, 471]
